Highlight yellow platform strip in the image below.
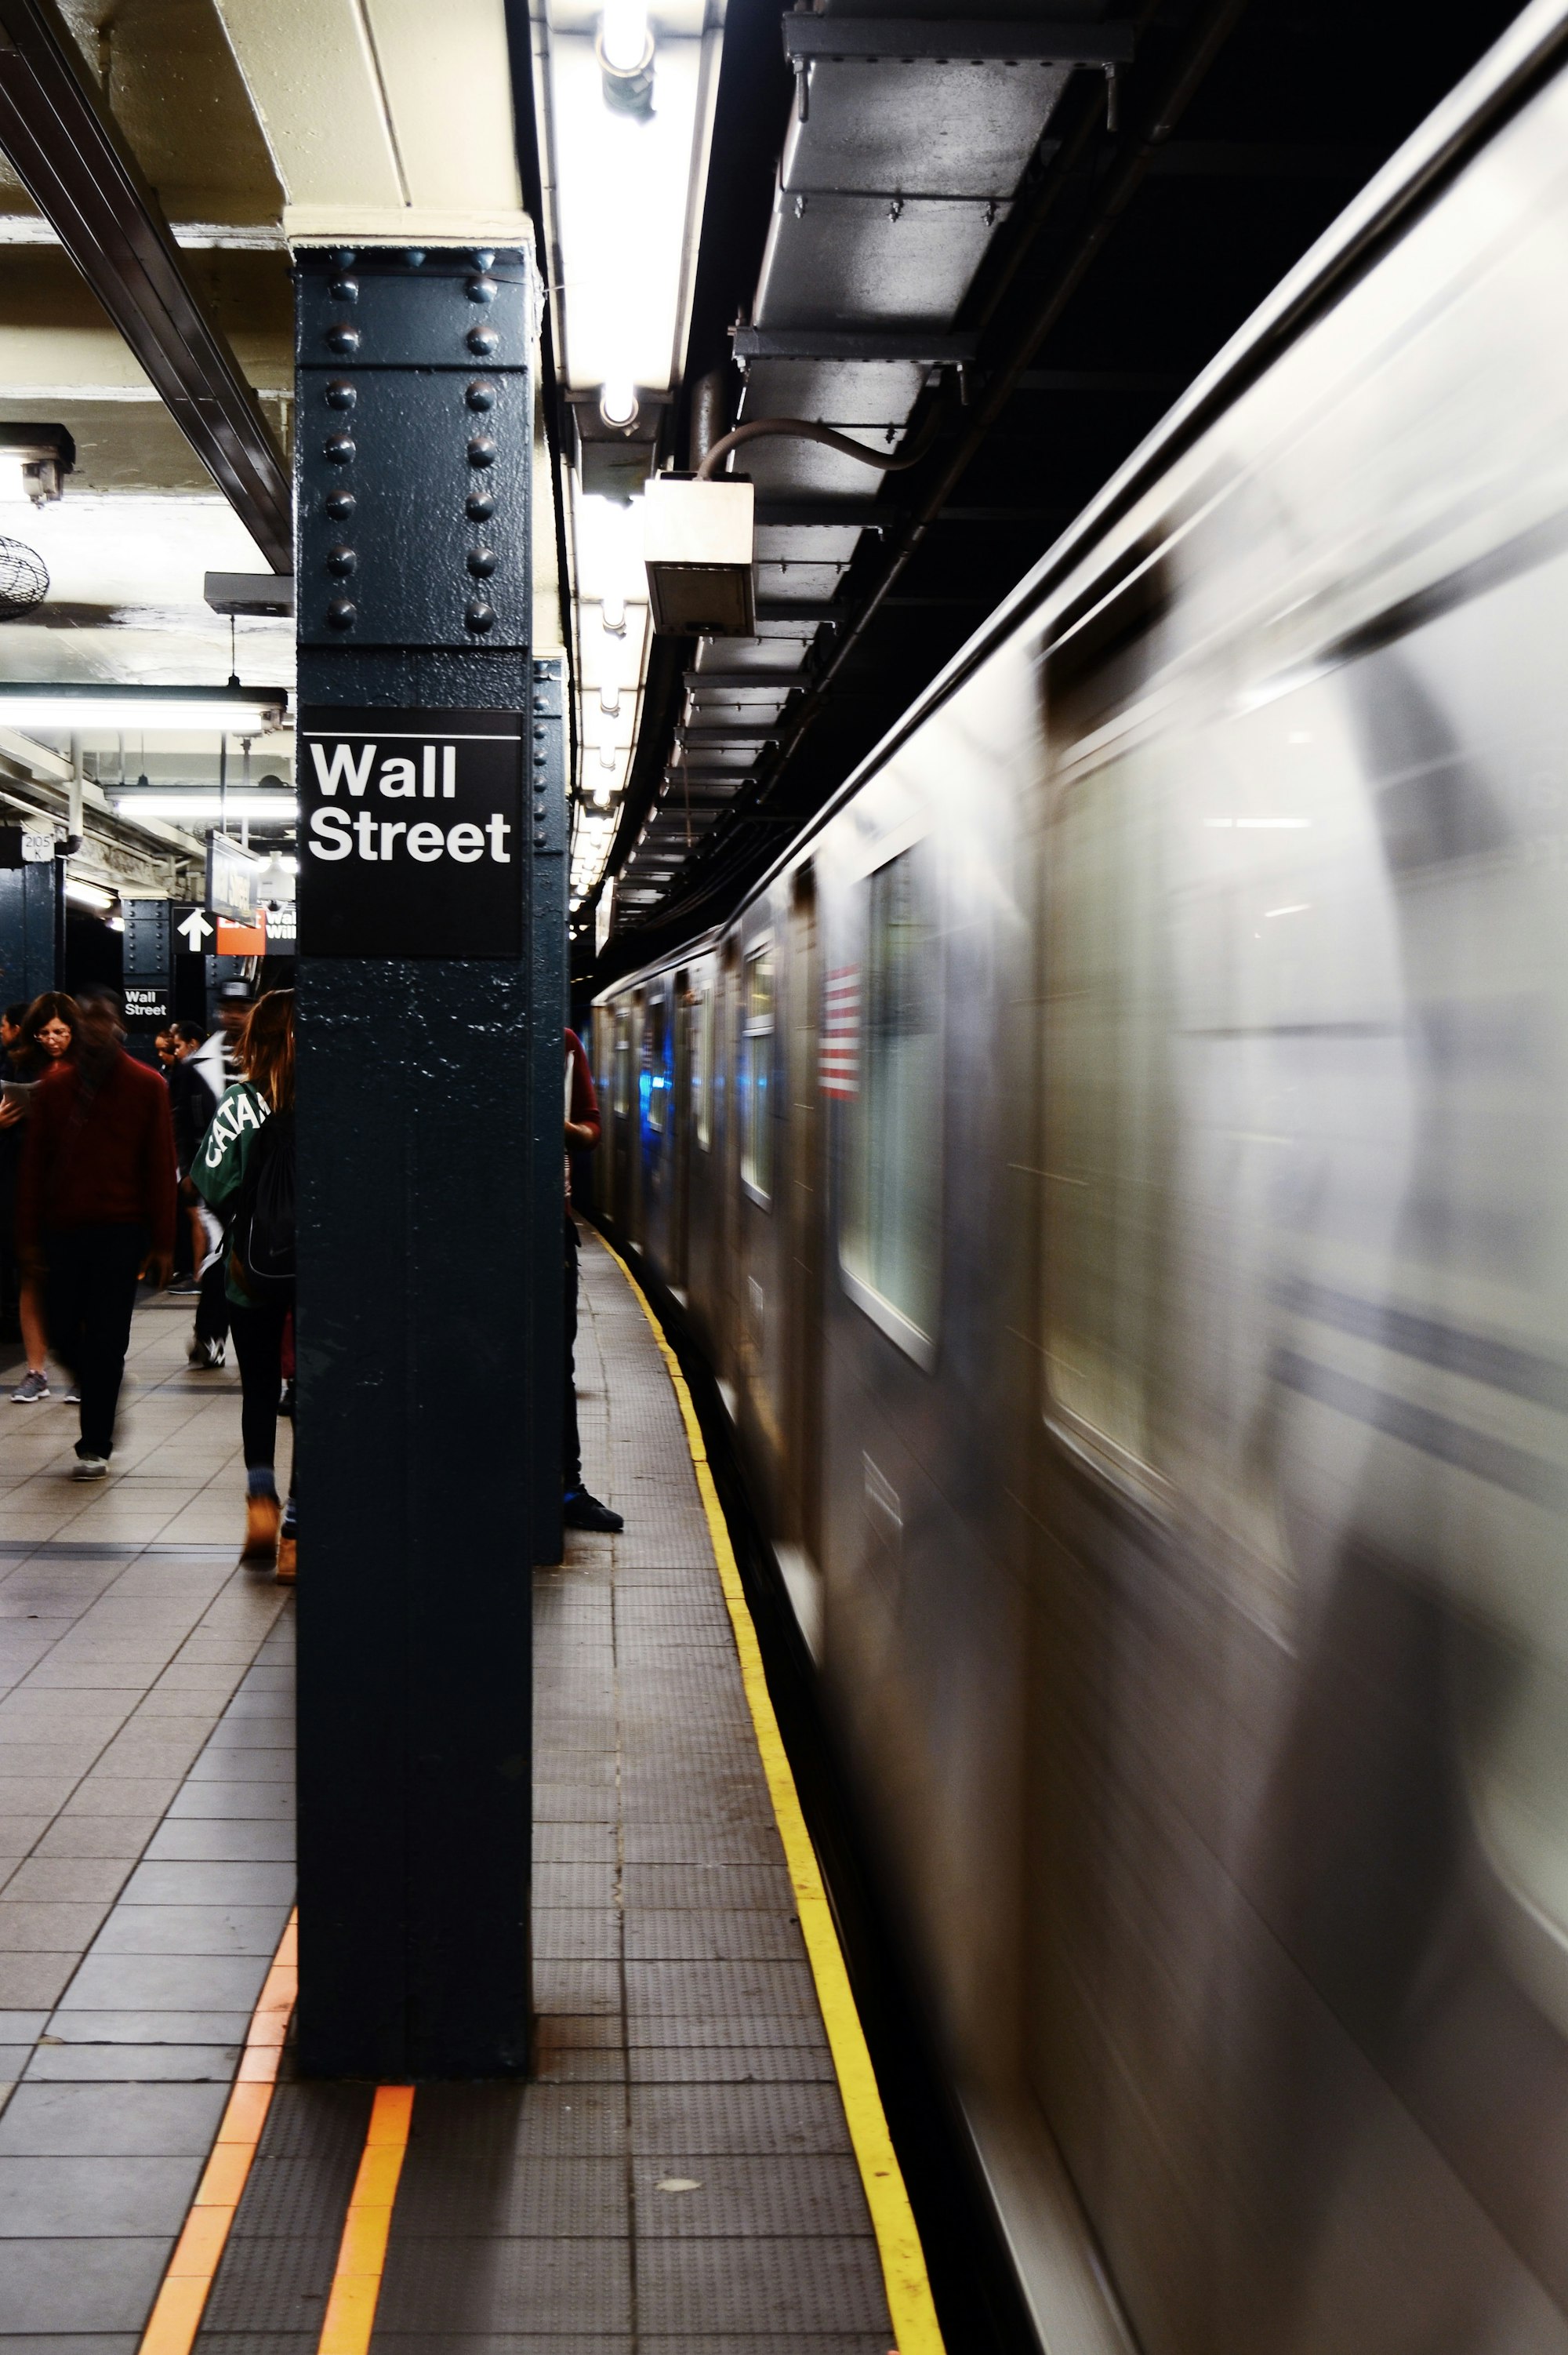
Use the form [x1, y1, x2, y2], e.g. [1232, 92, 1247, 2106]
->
[136, 1908, 299, 2355]
[593, 1229, 945, 2355]
[315, 2082, 416, 2355]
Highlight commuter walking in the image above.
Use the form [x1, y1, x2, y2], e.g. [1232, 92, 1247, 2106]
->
[4, 991, 82, 1402]
[17, 986, 176, 1476]
[187, 983, 249, 1369]
[0, 1001, 28, 1346]
[564, 1027, 622, 1532]
[193, 989, 296, 1580]
[166, 1022, 216, 1297]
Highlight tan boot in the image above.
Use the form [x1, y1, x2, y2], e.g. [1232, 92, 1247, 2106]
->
[241, 1492, 281, 1566]
[275, 1532, 296, 1583]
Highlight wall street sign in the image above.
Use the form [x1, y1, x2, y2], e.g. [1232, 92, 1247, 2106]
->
[298, 708, 525, 957]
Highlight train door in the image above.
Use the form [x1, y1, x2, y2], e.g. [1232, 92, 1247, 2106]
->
[786, 866, 825, 1564]
[641, 981, 671, 1270]
[611, 998, 635, 1237]
[670, 968, 691, 1293]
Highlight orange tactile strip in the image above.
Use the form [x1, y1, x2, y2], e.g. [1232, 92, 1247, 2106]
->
[135, 1907, 299, 2355]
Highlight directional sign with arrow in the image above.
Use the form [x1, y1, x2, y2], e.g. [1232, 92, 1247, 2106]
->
[177, 910, 214, 950]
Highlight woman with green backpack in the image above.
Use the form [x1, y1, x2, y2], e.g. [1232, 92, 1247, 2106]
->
[192, 989, 296, 1580]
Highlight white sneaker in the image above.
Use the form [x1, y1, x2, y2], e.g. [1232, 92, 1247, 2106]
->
[71, 1453, 109, 1480]
[11, 1370, 48, 1404]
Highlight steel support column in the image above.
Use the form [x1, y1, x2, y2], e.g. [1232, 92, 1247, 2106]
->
[293, 245, 561, 2079]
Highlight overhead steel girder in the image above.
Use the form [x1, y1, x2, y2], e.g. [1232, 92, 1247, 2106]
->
[782, 17, 1135, 64]
[0, 0, 290, 571]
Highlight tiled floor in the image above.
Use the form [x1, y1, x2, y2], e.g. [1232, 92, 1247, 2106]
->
[0, 1250, 894, 2351]
[0, 1292, 292, 2092]
[361, 1231, 895, 2350]
[1, 1289, 270, 1550]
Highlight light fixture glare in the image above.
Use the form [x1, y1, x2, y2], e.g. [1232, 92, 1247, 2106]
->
[600, 0, 649, 72]
[0, 688, 287, 733]
[600, 379, 639, 429]
[111, 794, 299, 821]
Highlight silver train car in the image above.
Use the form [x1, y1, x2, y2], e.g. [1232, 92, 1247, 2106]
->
[593, 8, 1568, 2345]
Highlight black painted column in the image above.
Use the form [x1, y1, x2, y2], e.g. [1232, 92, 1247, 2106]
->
[292, 245, 563, 2078]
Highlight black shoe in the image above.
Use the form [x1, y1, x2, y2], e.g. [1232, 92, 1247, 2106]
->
[563, 1488, 623, 1532]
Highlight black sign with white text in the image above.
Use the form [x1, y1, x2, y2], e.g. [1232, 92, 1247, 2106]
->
[298, 707, 525, 958]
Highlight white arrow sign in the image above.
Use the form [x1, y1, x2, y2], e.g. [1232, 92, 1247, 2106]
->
[177, 910, 214, 950]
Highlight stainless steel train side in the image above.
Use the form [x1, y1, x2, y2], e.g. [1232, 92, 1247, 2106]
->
[593, 10, 1568, 2345]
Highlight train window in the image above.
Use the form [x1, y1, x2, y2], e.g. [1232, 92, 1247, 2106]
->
[691, 982, 712, 1150]
[840, 848, 941, 1361]
[740, 946, 774, 1202]
[612, 1007, 631, 1118]
[1044, 751, 1165, 1474]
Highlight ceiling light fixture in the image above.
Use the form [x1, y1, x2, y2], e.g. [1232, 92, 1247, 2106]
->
[599, 380, 640, 430]
[0, 684, 288, 732]
[597, 1, 654, 116]
[600, 594, 626, 635]
[112, 793, 298, 821]
[64, 877, 114, 911]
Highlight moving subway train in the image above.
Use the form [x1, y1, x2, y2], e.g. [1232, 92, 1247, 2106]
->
[593, 10, 1568, 2347]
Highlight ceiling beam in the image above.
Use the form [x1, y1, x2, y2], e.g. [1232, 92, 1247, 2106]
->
[0, 0, 291, 570]
[781, 17, 1134, 64]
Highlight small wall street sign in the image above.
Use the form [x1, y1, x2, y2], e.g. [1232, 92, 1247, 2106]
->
[298, 708, 525, 958]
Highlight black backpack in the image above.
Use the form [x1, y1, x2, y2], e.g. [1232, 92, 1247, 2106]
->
[234, 1107, 296, 1295]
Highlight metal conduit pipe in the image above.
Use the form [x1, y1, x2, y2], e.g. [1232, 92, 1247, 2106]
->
[695, 408, 946, 481]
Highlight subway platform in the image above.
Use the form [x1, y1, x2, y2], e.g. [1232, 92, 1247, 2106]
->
[0, 1242, 916, 2352]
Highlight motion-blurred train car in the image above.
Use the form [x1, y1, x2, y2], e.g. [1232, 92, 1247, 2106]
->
[593, 6, 1568, 2344]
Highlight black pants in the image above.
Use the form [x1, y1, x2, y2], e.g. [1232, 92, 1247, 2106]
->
[42, 1223, 147, 1459]
[229, 1294, 295, 1492]
[564, 1215, 580, 1492]
[194, 1252, 230, 1346]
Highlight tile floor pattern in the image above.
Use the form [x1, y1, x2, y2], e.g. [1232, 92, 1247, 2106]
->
[0, 1288, 294, 2348]
[0, 1252, 894, 2350]
[363, 1234, 895, 2351]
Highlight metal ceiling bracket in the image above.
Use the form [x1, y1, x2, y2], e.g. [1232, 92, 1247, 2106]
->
[733, 329, 978, 364]
[0, 0, 290, 570]
[781, 17, 1135, 67]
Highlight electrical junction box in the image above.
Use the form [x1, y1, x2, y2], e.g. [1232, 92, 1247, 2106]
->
[643, 475, 756, 636]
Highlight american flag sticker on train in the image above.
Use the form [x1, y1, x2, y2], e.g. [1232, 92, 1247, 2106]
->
[822, 965, 860, 1096]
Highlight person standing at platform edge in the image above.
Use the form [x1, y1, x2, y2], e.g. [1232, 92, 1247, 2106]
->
[17, 984, 176, 1477]
[193, 990, 296, 1581]
[564, 1027, 623, 1532]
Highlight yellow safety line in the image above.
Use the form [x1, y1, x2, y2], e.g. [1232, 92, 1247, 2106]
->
[591, 1228, 945, 2355]
[316, 2083, 416, 2355]
[136, 1908, 299, 2355]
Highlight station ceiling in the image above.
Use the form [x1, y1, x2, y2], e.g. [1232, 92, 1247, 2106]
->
[566, 0, 1526, 985]
[0, 0, 1533, 943]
